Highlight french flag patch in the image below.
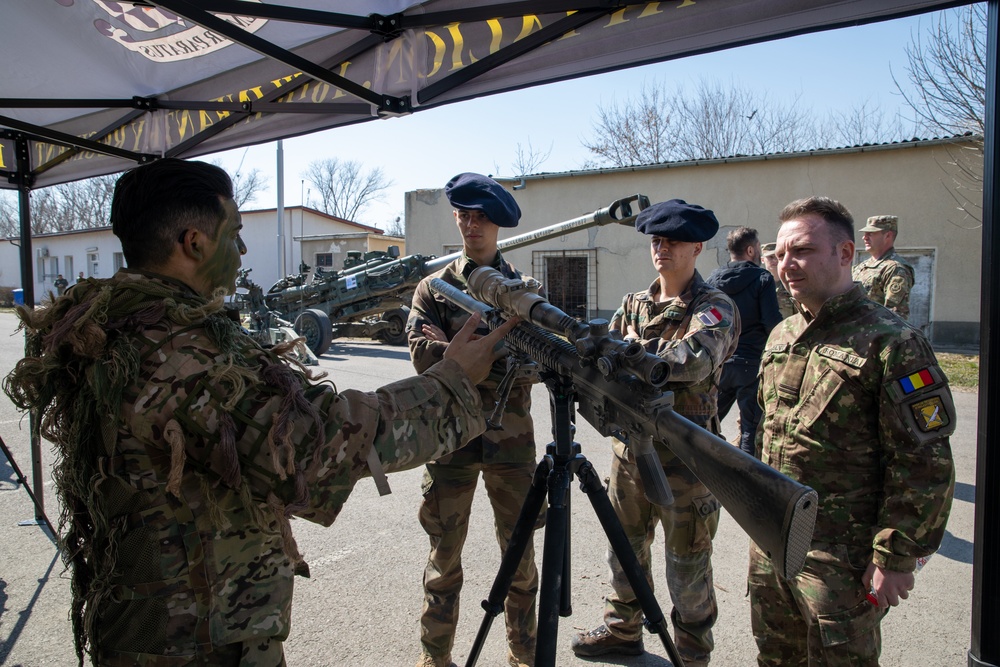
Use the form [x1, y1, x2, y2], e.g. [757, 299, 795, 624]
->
[697, 307, 723, 326]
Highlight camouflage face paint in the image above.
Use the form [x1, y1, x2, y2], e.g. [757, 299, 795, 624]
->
[195, 197, 246, 295]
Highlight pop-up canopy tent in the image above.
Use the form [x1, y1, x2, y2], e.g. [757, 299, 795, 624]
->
[1, 2, 996, 663]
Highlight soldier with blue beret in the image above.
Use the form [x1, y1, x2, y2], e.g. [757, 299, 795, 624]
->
[409, 173, 541, 667]
[445, 172, 522, 228]
[573, 199, 739, 667]
[634, 198, 720, 241]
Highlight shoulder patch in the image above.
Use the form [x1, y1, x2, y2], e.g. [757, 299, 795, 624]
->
[911, 396, 950, 432]
[696, 306, 723, 326]
[898, 368, 938, 394]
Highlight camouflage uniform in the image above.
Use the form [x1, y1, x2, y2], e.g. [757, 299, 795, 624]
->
[775, 280, 797, 319]
[749, 285, 955, 666]
[603, 272, 739, 666]
[4, 269, 486, 667]
[407, 251, 540, 666]
[852, 249, 915, 320]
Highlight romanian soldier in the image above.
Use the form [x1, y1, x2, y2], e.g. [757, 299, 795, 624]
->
[572, 200, 739, 667]
[761, 241, 797, 318]
[852, 215, 915, 319]
[407, 173, 541, 667]
[750, 197, 954, 665]
[3, 159, 513, 666]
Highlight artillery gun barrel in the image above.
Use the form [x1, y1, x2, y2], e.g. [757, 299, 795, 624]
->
[421, 193, 650, 276]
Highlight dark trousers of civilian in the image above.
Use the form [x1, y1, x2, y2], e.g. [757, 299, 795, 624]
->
[716, 359, 761, 457]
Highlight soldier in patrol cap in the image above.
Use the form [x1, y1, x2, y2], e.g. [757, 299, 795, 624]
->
[749, 196, 954, 665]
[761, 241, 796, 318]
[407, 173, 541, 667]
[572, 199, 738, 667]
[852, 214, 915, 319]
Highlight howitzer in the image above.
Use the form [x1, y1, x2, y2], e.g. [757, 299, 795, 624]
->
[263, 194, 650, 355]
[431, 266, 818, 580]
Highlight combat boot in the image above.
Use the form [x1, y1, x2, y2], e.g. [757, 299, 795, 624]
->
[507, 648, 532, 666]
[414, 652, 457, 667]
[570, 624, 644, 657]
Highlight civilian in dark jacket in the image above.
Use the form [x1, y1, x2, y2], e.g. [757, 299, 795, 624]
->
[706, 227, 782, 455]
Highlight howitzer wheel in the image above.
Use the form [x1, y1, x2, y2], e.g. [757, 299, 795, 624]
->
[376, 307, 410, 346]
[294, 309, 333, 356]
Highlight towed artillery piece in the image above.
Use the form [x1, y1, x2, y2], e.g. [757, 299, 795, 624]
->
[263, 194, 651, 356]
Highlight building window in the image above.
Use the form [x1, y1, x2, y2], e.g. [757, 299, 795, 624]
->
[533, 250, 597, 322]
[315, 253, 334, 267]
[114, 252, 124, 271]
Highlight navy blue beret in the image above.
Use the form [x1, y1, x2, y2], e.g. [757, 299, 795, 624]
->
[445, 172, 521, 228]
[635, 199, 719, 242]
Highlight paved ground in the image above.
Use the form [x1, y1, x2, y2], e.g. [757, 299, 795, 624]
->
[0, 311, 976, 666]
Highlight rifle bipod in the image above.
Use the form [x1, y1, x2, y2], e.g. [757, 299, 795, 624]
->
[463, 377, 685, 667]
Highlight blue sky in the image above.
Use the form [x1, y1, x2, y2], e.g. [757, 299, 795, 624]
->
[207, 8, 954, 229]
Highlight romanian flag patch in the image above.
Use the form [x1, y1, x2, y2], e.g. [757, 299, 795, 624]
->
[899, 368, 936, 394]
[697, 307, 723, 327]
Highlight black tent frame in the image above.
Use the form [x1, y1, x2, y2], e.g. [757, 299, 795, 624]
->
[1, 2, 996, 664]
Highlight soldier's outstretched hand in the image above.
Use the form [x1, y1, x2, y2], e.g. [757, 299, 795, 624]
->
[444, 313, 519, 384]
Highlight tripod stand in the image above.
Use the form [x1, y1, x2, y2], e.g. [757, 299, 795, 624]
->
[464, 374, 685, 667]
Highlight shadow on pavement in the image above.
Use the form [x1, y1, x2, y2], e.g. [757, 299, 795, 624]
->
[0, 550, 60, 665]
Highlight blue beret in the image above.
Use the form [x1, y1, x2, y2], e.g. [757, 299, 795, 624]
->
[635, 199, 719, 242]
[445, 173, 521, 228]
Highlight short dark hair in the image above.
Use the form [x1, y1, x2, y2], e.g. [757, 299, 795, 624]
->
[778, 196, 854, 244]
[726, 226, 759, 256]
[111, 158, 234, 269]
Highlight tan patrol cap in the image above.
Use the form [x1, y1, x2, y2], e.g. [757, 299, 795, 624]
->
[860, 215, 898, 233]
[761, 242, 777, 257]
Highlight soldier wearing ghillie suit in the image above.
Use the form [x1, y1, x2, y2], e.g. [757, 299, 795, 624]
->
[852, 215, 915, 320]
[750, 197, 954, 666]
[572, 200, 739, 667]
[407, 173, 541, 667]
[2, 159, 514, 667]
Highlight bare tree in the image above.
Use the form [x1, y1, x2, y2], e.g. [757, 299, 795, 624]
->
[512, 139, 553, 176]
[894, 4, 986, 137]
[303, 158, 393, 222]
[581, 82, 680, 167]
[231, 167, 269, 208]
[582, 78, 818, 167]
[822, 99, 914, 147]
[893, 4, 986, 223]
[0, 174, 119, 235]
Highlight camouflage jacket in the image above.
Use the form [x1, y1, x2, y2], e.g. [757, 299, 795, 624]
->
[4, 269, 485, 665]
[610, 271, 739, 455]
[852, 248, 915, 320]
[407, 251, 537, 466]
[775, 280, 797, 319]
[757, 285, 954, 572]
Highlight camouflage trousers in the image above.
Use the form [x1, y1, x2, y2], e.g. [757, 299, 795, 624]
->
[603, 444, 720, 665]
[748, 542, 886, 666]
[101, 638, 284, 666]
[418, 461, 540, 663]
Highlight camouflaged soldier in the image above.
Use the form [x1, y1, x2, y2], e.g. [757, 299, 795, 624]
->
[852, 215, 915, 319]
[750, 196, 954, 666]
[572, 200, 739, 667]
[407, 173, 541, 667]
[2, 159, 513, 667]
[761, 242, 797, 318]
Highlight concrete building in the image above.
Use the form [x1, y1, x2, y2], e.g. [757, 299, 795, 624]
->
[0, 205, 401, 303]
[405, 135, 983, 348]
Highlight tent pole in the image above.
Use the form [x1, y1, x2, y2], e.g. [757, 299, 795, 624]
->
[970, 0, 999, 665]
[13, 134, 47, 527]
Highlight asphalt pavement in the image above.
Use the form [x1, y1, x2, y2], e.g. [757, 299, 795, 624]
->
[0, 312, 976, 666]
